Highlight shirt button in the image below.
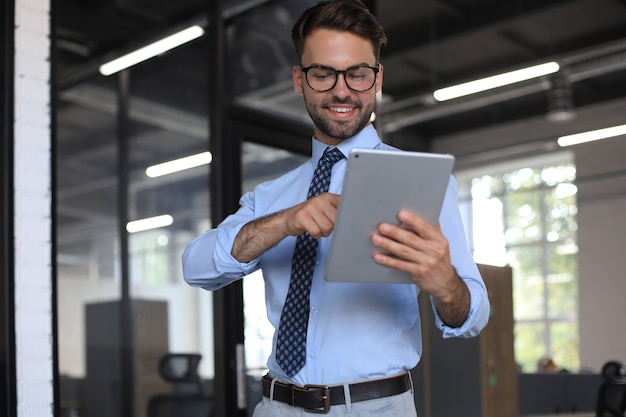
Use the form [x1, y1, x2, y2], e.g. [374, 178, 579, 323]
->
[309, 351, 316, 358]
[311, 307, 318, 314]
[316, 261, 320, 266]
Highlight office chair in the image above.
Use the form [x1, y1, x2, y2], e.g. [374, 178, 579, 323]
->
[596, 361, 626, 417]
[146, 353, 213, 417]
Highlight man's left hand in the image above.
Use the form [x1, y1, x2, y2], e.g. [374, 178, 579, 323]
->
[371, 209, 470, 327]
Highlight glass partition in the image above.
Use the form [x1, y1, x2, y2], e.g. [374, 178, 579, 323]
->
[56, 36, 215, 417]
[56, 75, 123, 417]
[227, 0, 315, 125]
[126, 38, 214, 417]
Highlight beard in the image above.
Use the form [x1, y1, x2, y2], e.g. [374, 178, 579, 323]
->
[303, 95, 375, 141]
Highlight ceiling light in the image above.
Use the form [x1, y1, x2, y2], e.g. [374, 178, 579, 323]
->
[433, 62, 560, 102]
[99, 25, 205, 76]
[557, 124, 626, 147]
[146, 151, 212, 178]
[126, 215, 173, 233]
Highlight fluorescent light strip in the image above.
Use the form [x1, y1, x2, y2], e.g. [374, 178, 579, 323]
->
[126, 215, 173, 233]
[557, 124, 626, 147]
[99, 25, 205, 76]
[433, 62, 560, 102]
[146, 151, 212, 178]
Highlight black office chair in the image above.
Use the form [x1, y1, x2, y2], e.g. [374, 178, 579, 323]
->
[596, 361, 626, 417]
[147, 353, 213, 417]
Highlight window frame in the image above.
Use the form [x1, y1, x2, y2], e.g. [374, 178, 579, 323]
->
[455, 150, 579, 372]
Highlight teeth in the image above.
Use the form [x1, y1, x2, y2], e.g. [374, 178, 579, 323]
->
[330, 107, 352, 113]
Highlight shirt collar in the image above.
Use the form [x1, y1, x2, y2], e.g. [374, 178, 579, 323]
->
[311, 124, 381, 164]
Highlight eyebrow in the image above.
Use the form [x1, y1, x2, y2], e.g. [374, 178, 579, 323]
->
[303, 62, 375, 69]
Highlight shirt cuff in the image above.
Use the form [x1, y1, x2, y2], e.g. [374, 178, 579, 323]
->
[432, 279, 491, 338]
[214, 222, 259, 273]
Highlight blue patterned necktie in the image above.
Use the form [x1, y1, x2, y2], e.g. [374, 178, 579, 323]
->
[276, 147, 344, 377]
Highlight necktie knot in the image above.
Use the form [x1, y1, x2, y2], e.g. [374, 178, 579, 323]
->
[321, 147, 344, 165]
[307, 147, 344, 199]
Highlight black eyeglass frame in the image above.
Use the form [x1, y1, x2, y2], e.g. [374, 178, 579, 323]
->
[298, 63, 381, 92]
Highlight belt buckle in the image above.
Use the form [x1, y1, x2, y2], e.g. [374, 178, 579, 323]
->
[296, 384, 331, 414]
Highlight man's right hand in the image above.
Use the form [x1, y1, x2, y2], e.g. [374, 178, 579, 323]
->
[282, 193, 340, 239]
[231, 193, 340, 263]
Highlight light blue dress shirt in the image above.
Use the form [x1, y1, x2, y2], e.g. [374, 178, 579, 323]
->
[182, 124, 490, 386]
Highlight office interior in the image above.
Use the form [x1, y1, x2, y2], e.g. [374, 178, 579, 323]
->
[2, 0, 626, 416]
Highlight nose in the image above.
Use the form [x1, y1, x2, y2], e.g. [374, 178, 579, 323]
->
[332, 72, 351, 95]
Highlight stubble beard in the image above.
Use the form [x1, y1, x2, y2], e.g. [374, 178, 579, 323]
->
[304, 96, 375, 141]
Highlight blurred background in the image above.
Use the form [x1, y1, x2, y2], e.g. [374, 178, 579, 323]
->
[52, 0, 626, 416]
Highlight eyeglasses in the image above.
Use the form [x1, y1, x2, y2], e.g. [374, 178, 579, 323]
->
[299, 64, 380, 92]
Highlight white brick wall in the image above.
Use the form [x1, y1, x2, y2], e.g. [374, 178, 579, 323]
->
[13, 0, 53, 416]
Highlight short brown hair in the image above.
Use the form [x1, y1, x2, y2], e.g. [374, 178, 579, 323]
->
[291, 0, 388, 63]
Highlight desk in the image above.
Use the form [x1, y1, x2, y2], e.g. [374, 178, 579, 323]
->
[518, 373, 602, 415]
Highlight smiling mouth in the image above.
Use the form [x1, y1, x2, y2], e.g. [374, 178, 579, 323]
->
[329, 106, 355, 113]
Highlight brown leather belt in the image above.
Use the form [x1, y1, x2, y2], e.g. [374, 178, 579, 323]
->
[261, 372, 411, 414]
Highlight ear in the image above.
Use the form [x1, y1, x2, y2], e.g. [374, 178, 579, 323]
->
[293, 65, 304, 95]
[375, 63, 384, 94]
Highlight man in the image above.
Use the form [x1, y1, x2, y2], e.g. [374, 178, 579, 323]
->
[182, 1, 490, 415]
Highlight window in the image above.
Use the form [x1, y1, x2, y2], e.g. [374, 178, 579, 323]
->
[457, 151, 579, 372]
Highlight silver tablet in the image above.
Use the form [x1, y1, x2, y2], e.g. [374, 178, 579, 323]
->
[324, 148, 454, 284]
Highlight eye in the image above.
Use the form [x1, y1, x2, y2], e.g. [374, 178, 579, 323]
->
[310, 68, 335, 81]
[348, 72, 366, 81]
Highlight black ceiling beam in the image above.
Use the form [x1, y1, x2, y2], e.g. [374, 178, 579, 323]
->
[382, 0, 585, 63]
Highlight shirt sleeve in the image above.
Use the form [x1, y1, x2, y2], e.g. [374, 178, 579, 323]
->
[431, 176, 491, 338]
[181, 191, 261, 291]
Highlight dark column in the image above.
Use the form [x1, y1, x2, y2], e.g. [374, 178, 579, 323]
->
[1, 0, 17, 416]
[117, 69, 135, 417]
[207, 0, 246, 416]
[50, 0, 60, 414]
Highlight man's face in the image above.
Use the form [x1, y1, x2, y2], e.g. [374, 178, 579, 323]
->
[293, 28, 383, 145]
